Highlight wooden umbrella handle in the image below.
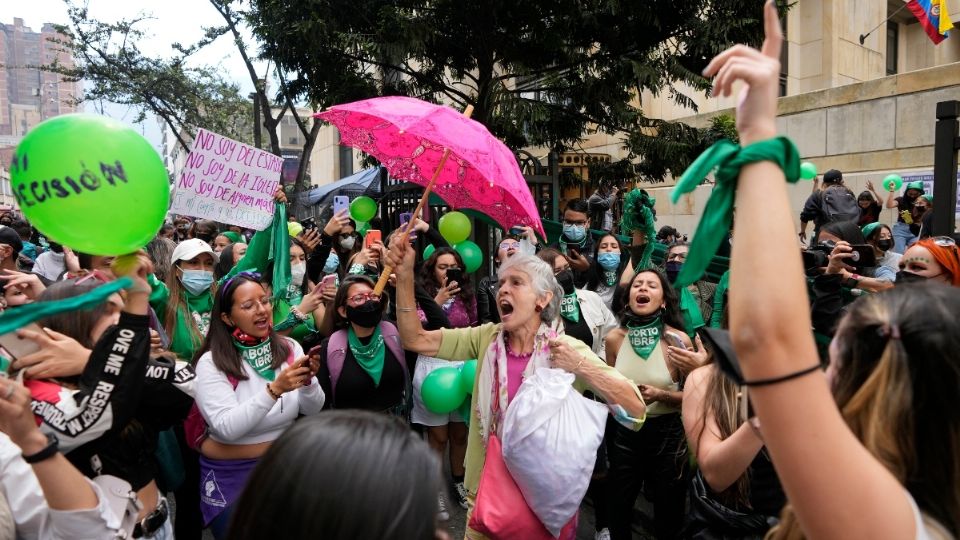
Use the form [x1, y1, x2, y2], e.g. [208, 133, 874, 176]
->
[372, 104, 474, 296]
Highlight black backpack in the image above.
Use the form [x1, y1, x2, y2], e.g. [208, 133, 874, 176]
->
[819, 186, 860, 223]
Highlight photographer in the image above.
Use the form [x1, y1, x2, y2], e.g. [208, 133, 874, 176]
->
[588, 182, 619, 232]
[807, 221, 893, 336]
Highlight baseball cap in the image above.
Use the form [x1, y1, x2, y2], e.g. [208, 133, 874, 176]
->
[823, 169, 843, 184]
[0, 226, 23, 256]
[171, 238, 215, 265]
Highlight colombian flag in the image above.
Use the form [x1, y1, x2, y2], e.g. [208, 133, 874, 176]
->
[908, 0, 954, 44]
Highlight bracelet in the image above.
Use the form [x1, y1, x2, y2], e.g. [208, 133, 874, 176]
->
[396, 306, 416, 312]
[22, 433, 59, 464]
[741, 363, 821, 387]
[574, 356, 585, 372]
[266, 383, 282, 400]
[290, 307, 308, 322]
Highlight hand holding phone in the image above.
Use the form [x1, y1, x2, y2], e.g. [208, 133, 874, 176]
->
[364, 230, 382, 250]
[301, 217, 318, 231]
[663, 331, 687, 351]
[445, 268, 463, 287]
[0, 323, 45, 361]
[333, 196, 350, 216]
[399, 213, 417, 240]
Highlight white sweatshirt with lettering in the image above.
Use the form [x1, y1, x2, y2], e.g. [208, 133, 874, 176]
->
[195, 337, 325, 445]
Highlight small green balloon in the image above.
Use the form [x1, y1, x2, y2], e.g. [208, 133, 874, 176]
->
[454, 240, 483, 273]
[439, 211, 471, 244]
[10, 114, 170, 255]
[423, 243, 436, 261]
[421, 367, 467, 414]
[882, 174, 903, 193]
[350, 196, 378, 222]
[800, 162, 818, 180]
[460, 360, 477, 394]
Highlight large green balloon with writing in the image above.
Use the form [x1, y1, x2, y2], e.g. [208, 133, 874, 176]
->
[10, 114, 170, 255]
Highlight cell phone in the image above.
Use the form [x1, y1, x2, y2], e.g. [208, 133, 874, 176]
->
[509, 226, 525, 237]
[364, 229, 382, 249]
[565, 242, 580, 256]
[399, 212, 417, 240]
[445, 268, 463, 287]
[0, 323, 45, 361]
[301, 217, 318, 231]
[320, 274, 338, 289]
[333, 196, 350, 216]
[848, 244, 877, 269]
[664, 331, 687, 350]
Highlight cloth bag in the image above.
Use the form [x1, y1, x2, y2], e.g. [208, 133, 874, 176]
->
[500, 368, 607, 537]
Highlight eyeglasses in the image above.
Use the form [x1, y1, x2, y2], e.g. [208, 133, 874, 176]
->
[499, 241, 520, 250]
[74, 269, 113, 285]
[346, 292, 380, 306]
[237, 297, 272, 311]
[436, 264, 460, 271]
[562, 219, 588, 226]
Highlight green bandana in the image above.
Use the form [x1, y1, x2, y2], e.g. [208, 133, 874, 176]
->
[559, 292, 580, 323]
[0, 277, 131, 335]
[670, 137, 800, 288]
[348, 326, 386, 386]
[235, 338, 275, 381]
[627, 316, 661, 360]
[621, 189, 657, 271]
[679, 287, 706, 337]
[603, 270, 618, 287]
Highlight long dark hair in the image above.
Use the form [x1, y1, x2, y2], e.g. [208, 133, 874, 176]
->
[586, 233, 629, 290]
[617, 267, 685, 331]
[193, 273, 289, 379]
[227, 411, 440, 540]
[215, 243, 239, 280]
[39, 279, 113, 349]
[417, 247, 475, 304]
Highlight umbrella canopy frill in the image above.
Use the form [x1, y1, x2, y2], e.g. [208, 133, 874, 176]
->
[316, 96, 544, 239]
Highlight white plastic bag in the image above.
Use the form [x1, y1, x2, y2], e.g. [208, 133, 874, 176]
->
[500, 367, 607, 537]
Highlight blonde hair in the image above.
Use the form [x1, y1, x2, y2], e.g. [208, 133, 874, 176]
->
[769, 285, 960, 538]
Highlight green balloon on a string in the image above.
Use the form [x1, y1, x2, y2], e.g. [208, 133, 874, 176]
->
[799, 162, 818, 180]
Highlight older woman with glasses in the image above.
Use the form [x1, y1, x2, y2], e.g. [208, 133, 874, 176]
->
[314, 275, 410, 416]
[193, 272, 324, 539]
[386, 235, 646, 538]
[477, 236, 523, 324]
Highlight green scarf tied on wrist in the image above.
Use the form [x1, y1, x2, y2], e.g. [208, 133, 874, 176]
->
[620, 189, 658, 271]
[670, 136, 800, 288]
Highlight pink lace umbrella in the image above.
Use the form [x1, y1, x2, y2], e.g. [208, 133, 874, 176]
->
[314, 96, 545, 239]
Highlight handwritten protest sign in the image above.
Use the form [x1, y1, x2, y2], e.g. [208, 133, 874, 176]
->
[170, 129, 282, 230]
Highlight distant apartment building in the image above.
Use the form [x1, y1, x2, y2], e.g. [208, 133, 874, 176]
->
[0, 17, 83, 208]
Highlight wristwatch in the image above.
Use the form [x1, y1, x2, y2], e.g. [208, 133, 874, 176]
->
[22, 433, 59, 464]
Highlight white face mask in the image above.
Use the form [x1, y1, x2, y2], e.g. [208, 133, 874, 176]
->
[290, 263, 306, 287]
[339, 236, 356, 250]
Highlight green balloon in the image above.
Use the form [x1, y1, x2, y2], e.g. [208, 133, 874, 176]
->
[799, 162, 818, 180]
[350, 196, 377, 222]
[439, 211, 471, 244]
[356, 221, 370, 236]
[457, 398, 472, 427]
[883, 174, 903, 193]
[454, 240, 483, 273]
[10, 114, 169, 255]
[460, 360, 477, 394]
[423, 243, 436, 261]
[421, 367, 467, 414]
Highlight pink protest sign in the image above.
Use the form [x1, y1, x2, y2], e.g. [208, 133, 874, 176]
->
[170, 129, 282, 230]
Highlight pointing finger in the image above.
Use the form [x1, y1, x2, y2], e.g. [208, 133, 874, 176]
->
[760, 0, 783, 60]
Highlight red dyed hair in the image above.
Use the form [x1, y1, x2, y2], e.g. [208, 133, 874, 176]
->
[913, 238, 960, 287]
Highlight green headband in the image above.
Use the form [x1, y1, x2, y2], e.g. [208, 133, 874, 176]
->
[221, 231, 242, 244]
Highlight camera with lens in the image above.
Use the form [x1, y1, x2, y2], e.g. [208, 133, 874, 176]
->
[802, 240, 836, 270]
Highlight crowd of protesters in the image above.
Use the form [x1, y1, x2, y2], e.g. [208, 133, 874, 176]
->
[0, 3, 955, 539]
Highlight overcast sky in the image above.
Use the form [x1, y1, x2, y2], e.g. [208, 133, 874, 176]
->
[1, 0, 264, 150]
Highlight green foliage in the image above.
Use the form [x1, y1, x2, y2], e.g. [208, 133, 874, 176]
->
[248, 0, 767, 167]
[628, 114, 739, 183]
[42, 3, 254, 151]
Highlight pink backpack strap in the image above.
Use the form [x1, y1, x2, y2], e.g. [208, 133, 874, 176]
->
[379, 322, 408, 378]
[326, 330, 349, 406]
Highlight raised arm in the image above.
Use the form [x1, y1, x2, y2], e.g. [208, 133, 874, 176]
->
[717, 3, 914, 538]
[385, 233, 443, 356]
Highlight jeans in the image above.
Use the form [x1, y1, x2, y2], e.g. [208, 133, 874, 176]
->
[607, 413, 689, 540]
[892, 221, 917, 254]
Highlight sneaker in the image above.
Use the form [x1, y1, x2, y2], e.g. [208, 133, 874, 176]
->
[437, 492, 450, 521]
[453, 481, 469, 510]
[595, 528, 611, 540]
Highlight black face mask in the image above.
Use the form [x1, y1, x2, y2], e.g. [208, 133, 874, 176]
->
[665, 261, 683, 284]
[555, 269, 576, 295]
[344, 300, 383, 328]
[876, 239, 893, 252]
[896, 270, 933, 284]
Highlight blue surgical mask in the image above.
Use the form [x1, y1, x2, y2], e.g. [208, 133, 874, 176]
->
[562, 223, 586, 242]
[597, 252, 621, 271]
[180, 270, 214, 296]
[323, 252, 340, 274]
